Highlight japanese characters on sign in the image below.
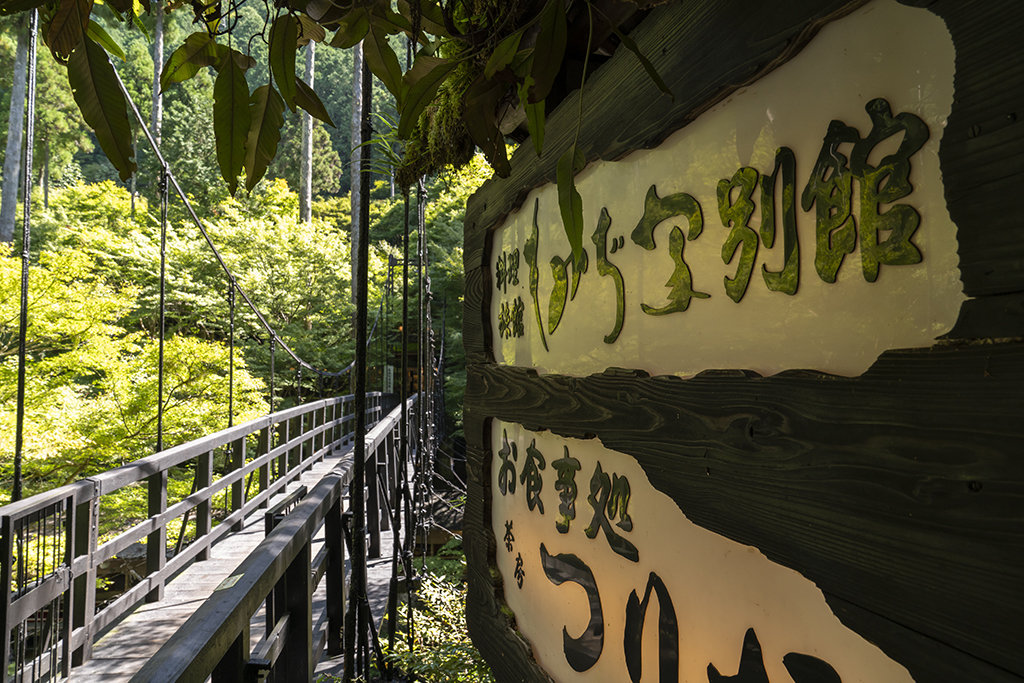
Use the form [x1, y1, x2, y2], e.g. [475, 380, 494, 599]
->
[488, 0, 962, 379]
[493, 421, 915, 683]
[495, 99, 931, 348]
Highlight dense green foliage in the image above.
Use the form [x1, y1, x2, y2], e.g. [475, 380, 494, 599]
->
[378, 538, 495, 683]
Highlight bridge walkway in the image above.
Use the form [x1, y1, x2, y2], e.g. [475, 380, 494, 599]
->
[66, 442, 397, 682]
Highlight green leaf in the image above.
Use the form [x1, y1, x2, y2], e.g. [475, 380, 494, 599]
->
[47, 0, 93, 63]
[296, 15, 326, 46]
[397, 0, 449, 37]
[363, 22, 405, 104]
[397, 55, 457, 139]
[244, 84, 285, 192]
[462, 77, 509, 177]
[0, 0, 46, 17]
[269, 15, 299, 110]
[160, 33, 219, 91]
[484, 29, 523, 79]
[87, 19, 125, 61]
[328, 12, 369, 49]
[294, 77, 335, 127]
[518, 77, 544, 157]
[557, 144, 585, 264]
[214, 57, 251, 196]
[371, 1, 412, 34]
[67, 34, 136, 182]
[217, 45, 257, 72]
[529, 0, 566, 104]
[606, 21, 673, 101]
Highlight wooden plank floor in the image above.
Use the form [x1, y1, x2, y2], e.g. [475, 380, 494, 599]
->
[68, 444, 399, 682]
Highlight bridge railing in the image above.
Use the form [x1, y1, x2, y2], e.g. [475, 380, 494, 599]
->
[0, 392, 394, 683]
[128, 394, 419, 683]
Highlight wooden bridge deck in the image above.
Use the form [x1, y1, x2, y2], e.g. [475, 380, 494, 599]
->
[68, 443, 398, 682]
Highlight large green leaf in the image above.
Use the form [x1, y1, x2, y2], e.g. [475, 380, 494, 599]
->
[397, 0, 449, 37]
[328, 12, 369, 49]
[296, 15, 326, 46]
[244, 84, 285, 192]
[484, 29, 523, 79]
[294, 77, 335, 127]
[363, 22, 404, 104]
[217, 45, 257, 72]
[160, 32, 219, 91]
[47, 0, 93, 63]
[67, 34, 135, 181]
[214, 58, 251, 196]
[86, 20, 125, 61]
[529, 0, 566, 104]
[518, 76, 544, 157]
[397, 55, 457, 139]
[462, 77, 509, 178]
[269, 14, 298, 110]
[557, 144, 585, 265]
[0, 0, 46, 17]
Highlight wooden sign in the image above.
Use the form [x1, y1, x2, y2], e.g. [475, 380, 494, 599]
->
[462, 0, 1024, 682]
[490, 0, 962, 380]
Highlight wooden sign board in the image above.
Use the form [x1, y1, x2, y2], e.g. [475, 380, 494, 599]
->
[462, 1, 1024, 682]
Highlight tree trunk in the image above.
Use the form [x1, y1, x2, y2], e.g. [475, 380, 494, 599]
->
[1, 17, 29, 243]
[349, 41, 363, 304]
[151, 3, 164, 146]
[299, 41, 315, 225]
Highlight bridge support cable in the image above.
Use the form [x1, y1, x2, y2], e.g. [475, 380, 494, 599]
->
[12, 8, 37, 504]
[228, 284, 235, 427]
[343, 50, 374, 683]
[107, 64, 353, 413]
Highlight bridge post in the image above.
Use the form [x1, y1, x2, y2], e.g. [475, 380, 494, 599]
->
[289, 415, 301, 472]
[258, 425, 271, 509]
[211, 620, 250, 683]
[279, 539, 313, 682]
[325, 494, 346, 656]
[367, 443, 381, 559]
[146, 470, 167, 602]
[230, 437, 246, 533]
[1, 511, 13, 675]
[276, 419, 288, 482]
[72, 480, 99, 665]
[197, 450, 213, 560]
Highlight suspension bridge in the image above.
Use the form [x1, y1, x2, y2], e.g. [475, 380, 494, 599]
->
[1, 12, 456, 682]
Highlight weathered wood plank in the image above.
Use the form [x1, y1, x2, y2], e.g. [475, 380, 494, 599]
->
[466, 342, 1024, 678]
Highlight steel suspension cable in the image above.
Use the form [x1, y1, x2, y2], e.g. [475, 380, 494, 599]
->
[12, 8, 37, 503]
[108, 64, 348, 385]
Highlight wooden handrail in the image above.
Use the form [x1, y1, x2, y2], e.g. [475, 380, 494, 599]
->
[0, 392, 399, 682]
[129, 395, 418, 683]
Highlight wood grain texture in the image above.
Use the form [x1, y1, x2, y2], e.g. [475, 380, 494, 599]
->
[462, 1, 1024, 682]
[466, 344, 1024, 679]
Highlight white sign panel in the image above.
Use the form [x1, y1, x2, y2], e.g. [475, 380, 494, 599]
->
[490, 0, 962, 379]
[492, 421, 914, 683]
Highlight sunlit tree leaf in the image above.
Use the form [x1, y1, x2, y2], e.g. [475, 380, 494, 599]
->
[67, 34, 135, 181]
[557, 144, 585, 264]
[244, 84, 285, 192]
[47, 0, 93, 63]
[363, 21, 404, 104]
[398, 55, 457, 139]
[214, 58, 250, 196]
[160, 32, 219, 91]
[269, 14, 299, 110]
[296, 15, 326, 46]
[328, 12, 369, 49]
[86, 19, 125, 61]
[294, 77, 335, 127]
